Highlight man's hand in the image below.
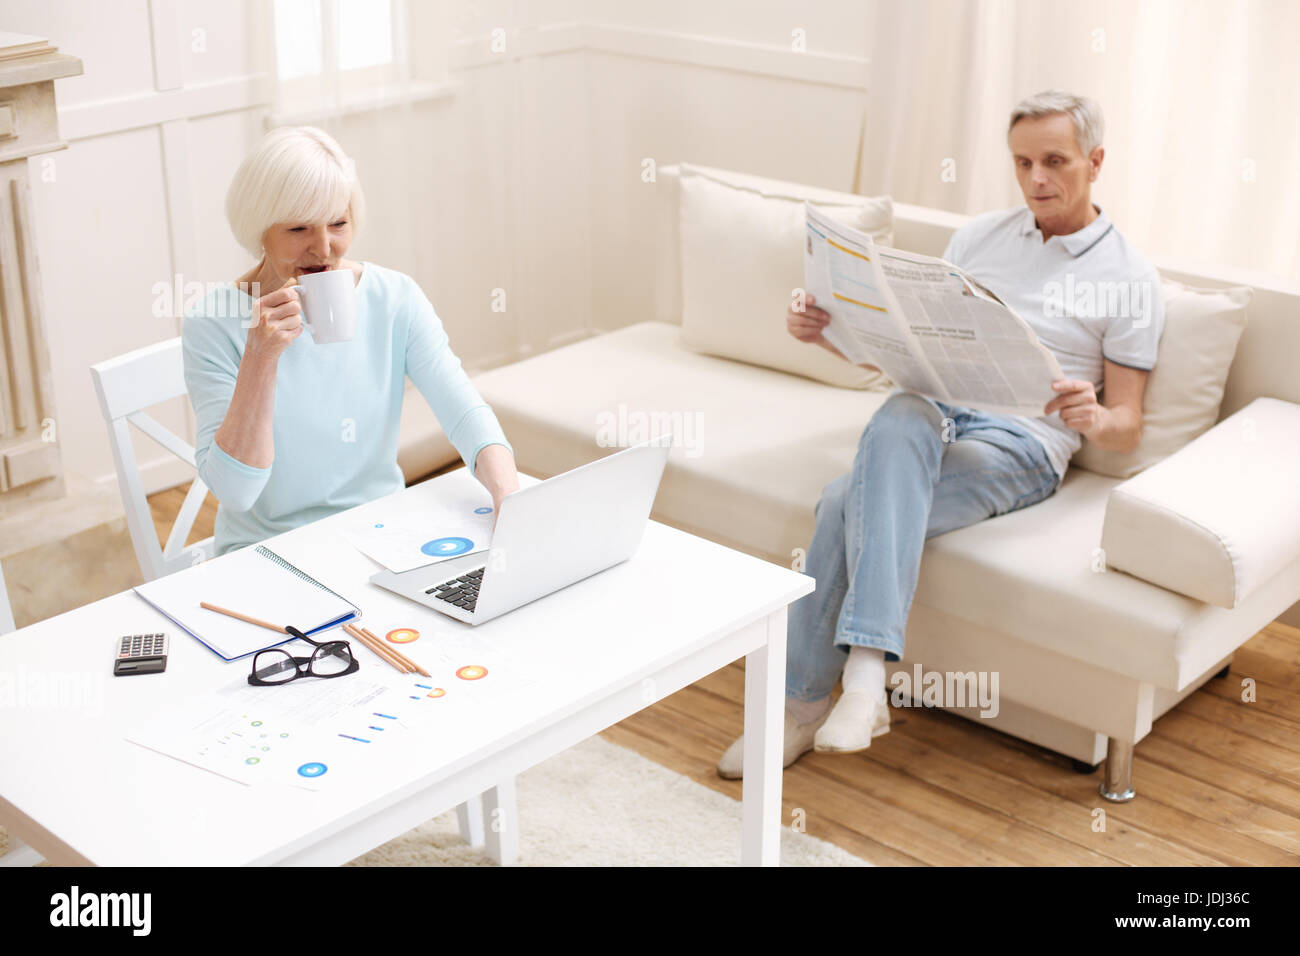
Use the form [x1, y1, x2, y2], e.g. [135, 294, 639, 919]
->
[1054, 361, 1148, 453]
[1044, 379, 1106, 437]
[788, 293, 833, 344]
[786, 293, 879, 371]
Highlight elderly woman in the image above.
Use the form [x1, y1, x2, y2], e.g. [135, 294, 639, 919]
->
[183, 126, 517, 554]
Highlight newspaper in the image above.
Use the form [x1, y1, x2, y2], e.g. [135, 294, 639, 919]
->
[803, 203, 1063, 417]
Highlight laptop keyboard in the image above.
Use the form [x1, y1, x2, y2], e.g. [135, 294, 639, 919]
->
[425, 567, 486, 613]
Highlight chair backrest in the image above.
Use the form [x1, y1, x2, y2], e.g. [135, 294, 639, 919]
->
[0, 564, 14, 634]
[90, 337, 215, 581]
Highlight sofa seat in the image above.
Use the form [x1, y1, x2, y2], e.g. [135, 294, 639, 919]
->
[473, 320, 894, 557]
[473, 321, 1297, 697]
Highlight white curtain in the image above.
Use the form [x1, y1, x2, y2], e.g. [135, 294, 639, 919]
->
[859, 0, 1300, 280]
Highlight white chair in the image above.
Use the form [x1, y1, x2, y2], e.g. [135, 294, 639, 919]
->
[88, 337, 517, 863]
[90, 338, 214, 582]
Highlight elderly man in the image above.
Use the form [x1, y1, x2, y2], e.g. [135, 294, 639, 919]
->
[718, 90, 1164, 777]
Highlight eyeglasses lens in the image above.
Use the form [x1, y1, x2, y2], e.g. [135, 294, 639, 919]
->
[312, 642, 354, 676]
[253, 650, 299, 684]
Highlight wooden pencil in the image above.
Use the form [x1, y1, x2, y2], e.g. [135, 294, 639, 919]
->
[343, 622, 410, 674]
[200, 601, 286, 633]
[361, 626, 430, 678]
[346, 623, 411, 673]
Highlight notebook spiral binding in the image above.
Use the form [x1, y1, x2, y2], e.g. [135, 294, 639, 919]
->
[254, 545, 354, 608]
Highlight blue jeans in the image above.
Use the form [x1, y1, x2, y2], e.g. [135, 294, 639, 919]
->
[786, 391, 1061, 702]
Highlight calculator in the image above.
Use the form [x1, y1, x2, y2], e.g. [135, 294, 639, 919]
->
[113, 632, 169, 676]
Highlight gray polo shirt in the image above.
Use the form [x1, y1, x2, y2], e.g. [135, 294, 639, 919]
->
[942, 206, 1164, 479]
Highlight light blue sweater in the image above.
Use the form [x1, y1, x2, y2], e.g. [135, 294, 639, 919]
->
[182, 262, 512, 555]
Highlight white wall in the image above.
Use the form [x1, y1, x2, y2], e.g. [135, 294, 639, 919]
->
[15, 0, 867, 495]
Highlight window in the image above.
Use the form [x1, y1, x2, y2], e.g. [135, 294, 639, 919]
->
[271, 0, 432, 124]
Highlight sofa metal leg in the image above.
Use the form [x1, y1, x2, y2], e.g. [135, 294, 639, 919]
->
[1099, 739, 1136, 802]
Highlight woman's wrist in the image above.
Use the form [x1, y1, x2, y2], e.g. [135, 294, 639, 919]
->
[241, 335, 286, 370]
[474, 443, 519, 499]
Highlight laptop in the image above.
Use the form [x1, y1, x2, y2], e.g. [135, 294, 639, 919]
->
[369, 437, 671, 624]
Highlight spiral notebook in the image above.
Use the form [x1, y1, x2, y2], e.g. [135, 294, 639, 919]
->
[134, 545, 360, 661]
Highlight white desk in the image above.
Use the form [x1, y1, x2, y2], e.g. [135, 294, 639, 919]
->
[0, 469, 811, 866]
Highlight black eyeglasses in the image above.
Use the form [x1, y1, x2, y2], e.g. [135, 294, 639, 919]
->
[248, 626, 359, 686]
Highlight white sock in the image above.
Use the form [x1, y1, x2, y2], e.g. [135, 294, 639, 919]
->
[841, 645, 887, 701]
[786, 694, 831, 725]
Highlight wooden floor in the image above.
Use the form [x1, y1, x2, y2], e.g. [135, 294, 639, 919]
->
[149, 479, 1300, 866]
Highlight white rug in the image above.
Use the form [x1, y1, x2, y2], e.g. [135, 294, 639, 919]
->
[347, 735, 871, 867]
[0, 737, 870, 866]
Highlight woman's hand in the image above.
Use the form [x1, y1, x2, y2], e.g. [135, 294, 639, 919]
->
[474, 443, 520, 528]
[244, 280, 304, 362]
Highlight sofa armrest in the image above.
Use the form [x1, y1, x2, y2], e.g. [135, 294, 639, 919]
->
[1100, 397, 1300, 607]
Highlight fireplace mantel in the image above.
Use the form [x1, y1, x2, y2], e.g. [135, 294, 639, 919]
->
[0, 38, 82, 520]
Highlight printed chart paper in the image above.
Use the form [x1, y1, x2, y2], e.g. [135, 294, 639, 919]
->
[125, 631, 535, 789]
[341, 489, 497, 573]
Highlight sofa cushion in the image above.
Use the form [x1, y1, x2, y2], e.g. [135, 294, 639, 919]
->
[473, 322, 892, 559]
[1072, 280, 1251, 478]
[1100, 397, 1300, 608]
[675, 163, 893, 390]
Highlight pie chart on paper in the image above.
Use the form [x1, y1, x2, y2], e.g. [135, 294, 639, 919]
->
[342, 492, 496, 573]
[421, 536, 474, 558]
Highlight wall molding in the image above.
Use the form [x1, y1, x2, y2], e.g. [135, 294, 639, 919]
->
[57, 73, 273, 142]
[452, 21, 868, 90]
[57, 21, 867, 146]
[94, 452, 193, 499]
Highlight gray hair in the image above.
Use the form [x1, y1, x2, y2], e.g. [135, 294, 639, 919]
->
[1007, 90, 1104, 155]
[226, 125, 365, 258]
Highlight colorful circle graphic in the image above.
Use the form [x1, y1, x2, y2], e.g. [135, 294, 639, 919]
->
[421, 536, 474, 557]
[245, 757, 260, 765]
[456, 665, 488, 681]
[298, 762, 328, 778]
[474, 506, 493, 515]
[386, 627, 420, 644]
[426, 687, 446, 698]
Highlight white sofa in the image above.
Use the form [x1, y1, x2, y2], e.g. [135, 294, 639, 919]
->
[399, 168, 1300, 801]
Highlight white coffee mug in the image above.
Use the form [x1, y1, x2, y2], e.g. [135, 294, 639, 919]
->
[295, 268, 356, 344]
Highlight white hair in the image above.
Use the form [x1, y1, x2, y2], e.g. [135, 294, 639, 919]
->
[1007, 90, 1104, 155]
[225, 125, 366, 258]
